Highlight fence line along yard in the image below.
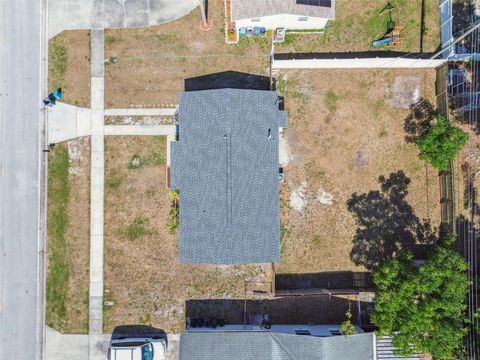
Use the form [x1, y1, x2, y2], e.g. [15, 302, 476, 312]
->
[272, 57, 446, 69]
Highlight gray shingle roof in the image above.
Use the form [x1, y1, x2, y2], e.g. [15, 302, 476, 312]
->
[179, 332, 376, 360]
[231, 0, 335, 21]
[170, 89, 287, 264]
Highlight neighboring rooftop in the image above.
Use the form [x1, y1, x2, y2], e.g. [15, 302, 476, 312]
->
[376, 335, 422, 360]
[231, 0, 335, 21]
[179, 331, 376, 360]
[170, 88, 287, 264]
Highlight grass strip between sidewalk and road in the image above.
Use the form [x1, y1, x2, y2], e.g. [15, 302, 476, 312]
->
[46, 144, 70, 331]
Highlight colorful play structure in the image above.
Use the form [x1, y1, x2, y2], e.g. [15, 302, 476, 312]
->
[371, 2, 404, 47]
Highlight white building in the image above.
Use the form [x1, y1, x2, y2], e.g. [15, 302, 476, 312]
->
[231, 0, 335, 31]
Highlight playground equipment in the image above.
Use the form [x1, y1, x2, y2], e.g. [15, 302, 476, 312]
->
[372, 26, 404, 47]
[371, 2, 404, 47]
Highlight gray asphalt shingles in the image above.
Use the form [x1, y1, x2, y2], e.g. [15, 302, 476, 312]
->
[179, 332, 376, 360]
[171, 89, 286, 264]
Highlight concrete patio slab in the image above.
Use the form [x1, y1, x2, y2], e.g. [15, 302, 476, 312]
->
[47, 103, 91, 143]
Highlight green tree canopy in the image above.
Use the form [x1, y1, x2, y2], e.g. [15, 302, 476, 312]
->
[416, 115, 468, 170]
[371, 235, 469, 359]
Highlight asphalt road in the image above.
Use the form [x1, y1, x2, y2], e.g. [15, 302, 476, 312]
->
[0, 0, 46, 359]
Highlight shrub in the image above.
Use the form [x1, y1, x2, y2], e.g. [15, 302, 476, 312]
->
[416, 116, 468, 170]
[372, 234, 469, 359]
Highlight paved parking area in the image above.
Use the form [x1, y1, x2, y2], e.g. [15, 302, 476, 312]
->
[46, 327, 89, 360]
[49, 0, 199, 38]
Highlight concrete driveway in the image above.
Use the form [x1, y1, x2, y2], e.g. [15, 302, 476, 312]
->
[48, 0, 199, 38]
[46, 326, 180, 360]
[46, 327, 89, 360]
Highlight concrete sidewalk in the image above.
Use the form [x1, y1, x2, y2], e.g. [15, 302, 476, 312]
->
[47, 102, 91, 143]
[89, 2, 105, 358]
[47, 104, 178, 141]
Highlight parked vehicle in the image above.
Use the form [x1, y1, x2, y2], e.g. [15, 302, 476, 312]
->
[108, 337, 166, 360]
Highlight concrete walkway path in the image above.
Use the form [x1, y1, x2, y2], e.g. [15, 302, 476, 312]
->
[104, 108, 176, 116]
[104, 124, 176, 136]
[48, 0, 199, 38]
[47, 104, 176, 141]
[165, 334, 180, 360]
[89, 1, 105, 359]
[47, 103, 91, 143]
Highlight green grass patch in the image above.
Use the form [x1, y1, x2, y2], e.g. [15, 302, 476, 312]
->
[276, 75, 287, 95]
[366, 5, 390, 41]
[126, 217, 152, 240]
[105, 35, 121, 46]
[48, 37, 68, 90]
[280, 223, 291, 242]
[46, 144, 70, 331]
[106, 178, 122, 189]
[103, 291, 114, 333]
[283, 34, 295, 45]
[128, 154, 143, 169]
[325, 89, 340, 123]
[312, 234, 323, 247]
[151, 136, 166, 166]
[151, 151, 165, 166]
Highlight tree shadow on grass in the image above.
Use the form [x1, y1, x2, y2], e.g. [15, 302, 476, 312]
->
[348, 170, 437, 270]
[403, 98, 437, 144]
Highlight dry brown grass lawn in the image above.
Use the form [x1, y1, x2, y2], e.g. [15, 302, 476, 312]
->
[104, 0, 270, 107]
[64, 138, 91, 332]
[104, 136, 270, 333]
[103, 0, 440, 108]
[48, 31, 91, 107]
[276, 69, 441, 274]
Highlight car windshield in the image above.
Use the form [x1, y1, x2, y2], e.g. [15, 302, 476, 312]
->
[141, 343, 153, 360]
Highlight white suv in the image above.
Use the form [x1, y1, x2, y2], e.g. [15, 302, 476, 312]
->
[108, 337, 166, 360]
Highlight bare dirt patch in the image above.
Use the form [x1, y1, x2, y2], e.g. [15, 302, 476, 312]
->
[104, 136, 271, 333]
[104, 0, 270, 107]
[277, 69, 441, 274]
